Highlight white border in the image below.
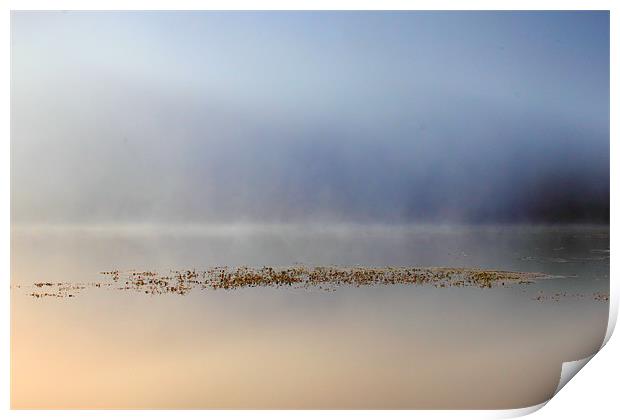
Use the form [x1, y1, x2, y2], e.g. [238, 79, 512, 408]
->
[1, 1, 616, 419]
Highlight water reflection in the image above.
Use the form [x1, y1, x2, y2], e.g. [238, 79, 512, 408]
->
[11, 224, 609, 409]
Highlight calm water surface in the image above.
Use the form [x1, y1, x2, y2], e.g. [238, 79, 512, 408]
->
[11, 224, 609, 409]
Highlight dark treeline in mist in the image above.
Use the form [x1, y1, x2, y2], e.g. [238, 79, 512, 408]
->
[12, 82, 609, 225]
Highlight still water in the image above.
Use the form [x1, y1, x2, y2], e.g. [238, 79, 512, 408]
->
[11, 224, 609, 409]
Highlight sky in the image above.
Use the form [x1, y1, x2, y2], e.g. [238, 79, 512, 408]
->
[11, 11, 609, 225]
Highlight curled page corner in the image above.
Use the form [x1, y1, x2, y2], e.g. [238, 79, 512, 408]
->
[495, 355, 597, 419]
[554, 354, 595, 396]
[508, 294, 616, 418]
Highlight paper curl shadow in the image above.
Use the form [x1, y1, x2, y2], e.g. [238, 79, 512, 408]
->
[504, 287, 616, 417]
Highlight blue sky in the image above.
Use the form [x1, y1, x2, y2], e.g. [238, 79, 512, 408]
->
[11, 11, 609, 223]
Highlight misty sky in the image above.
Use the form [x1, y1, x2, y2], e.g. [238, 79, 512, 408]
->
[11, 11, 609, 224]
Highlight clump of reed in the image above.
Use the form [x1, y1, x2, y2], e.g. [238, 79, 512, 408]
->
[21, 266, 556, 299]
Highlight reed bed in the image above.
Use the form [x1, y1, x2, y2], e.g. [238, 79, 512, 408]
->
[22, 265, 551, 298]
